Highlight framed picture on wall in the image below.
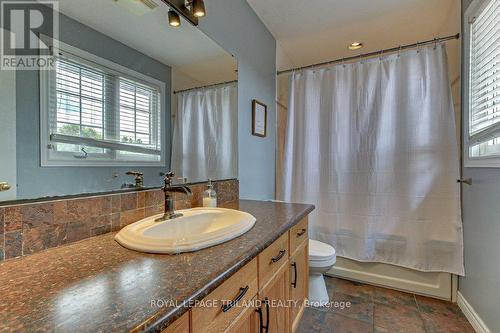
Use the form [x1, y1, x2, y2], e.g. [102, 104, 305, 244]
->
[252, 99, 267, 137]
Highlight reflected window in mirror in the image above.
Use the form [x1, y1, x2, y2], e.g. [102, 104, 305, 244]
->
[40, 38, 166, 167]
[0, 0, 238, 202]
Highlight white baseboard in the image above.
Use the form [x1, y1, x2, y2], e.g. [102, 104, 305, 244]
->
[457, 292, 491, 333]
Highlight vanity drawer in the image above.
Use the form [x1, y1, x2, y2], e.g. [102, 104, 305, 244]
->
[258, 232, 289, 289]
[290, 217, 308, 256]
[192, 258, 258, 333]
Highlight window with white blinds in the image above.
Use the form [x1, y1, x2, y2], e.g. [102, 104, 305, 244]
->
[467, 0, 500, 160]
[54, 59, 106, 154]
[40, 39, 165, 166]
[119, 79, 159, 147]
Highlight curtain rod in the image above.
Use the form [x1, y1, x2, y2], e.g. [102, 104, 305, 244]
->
[277, 33, 460, 75]
[173, 80, 237, 94]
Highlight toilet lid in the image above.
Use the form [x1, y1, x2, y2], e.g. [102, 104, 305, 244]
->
[309, 239, 336, 261]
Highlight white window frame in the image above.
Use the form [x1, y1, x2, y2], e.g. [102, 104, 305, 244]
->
[463, 0, 500, 167]
[39, 35, 167, 167]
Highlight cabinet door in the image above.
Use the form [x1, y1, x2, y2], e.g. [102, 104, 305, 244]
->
[290, 242, 308, 332]
[258, 264, 290, 333]
[226, 299, 259, 333]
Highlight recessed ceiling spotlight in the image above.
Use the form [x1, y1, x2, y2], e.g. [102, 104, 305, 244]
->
[168, 10, 181, 27]
[348, 42, 363, 50]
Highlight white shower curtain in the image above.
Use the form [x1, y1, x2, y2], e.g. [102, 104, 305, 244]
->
[171, 84, 237, 182]
[282, 44, 464, 275]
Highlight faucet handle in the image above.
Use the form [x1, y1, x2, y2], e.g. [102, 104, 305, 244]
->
[126, 171, 144, 187]
[126, 171, 144, 177]
[163, 171, 175, 186]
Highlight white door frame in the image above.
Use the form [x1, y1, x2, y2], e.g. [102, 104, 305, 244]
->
[0, 42, 17, 201]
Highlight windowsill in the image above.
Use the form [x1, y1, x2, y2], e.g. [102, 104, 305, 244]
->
[40, 160, 166, 167]
[464, 157, 500, 168]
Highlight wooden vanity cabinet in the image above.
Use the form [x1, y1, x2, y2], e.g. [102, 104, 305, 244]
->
[163, 217, 310, 333]
[253, 217, 309, 333]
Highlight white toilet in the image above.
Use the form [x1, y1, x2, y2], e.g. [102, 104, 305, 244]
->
[308, 239, 336, 306]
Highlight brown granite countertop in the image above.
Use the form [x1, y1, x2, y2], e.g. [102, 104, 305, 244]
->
[0, 200, 314, 333]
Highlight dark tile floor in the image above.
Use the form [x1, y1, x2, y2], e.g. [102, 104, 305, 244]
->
[298, 277, 475, 333]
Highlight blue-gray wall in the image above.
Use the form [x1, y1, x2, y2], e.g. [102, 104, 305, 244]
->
[199, 0, 277, 200]
[15, 10, 172, 199]
[459, 0, 500, 331]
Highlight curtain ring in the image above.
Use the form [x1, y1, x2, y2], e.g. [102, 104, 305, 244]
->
[433, 38, 438, 50]
[342, 57, 345, 68]
[379, 50, 384, 61]
[416, 41, 420, 53]
[398, 45, 402, 57]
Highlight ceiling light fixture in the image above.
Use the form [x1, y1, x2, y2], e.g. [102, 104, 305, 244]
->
[348, 42, 363, 50]
[192, 0, 206, 17]
[162, 0, 207, 27]
[168, 10, 181, 27]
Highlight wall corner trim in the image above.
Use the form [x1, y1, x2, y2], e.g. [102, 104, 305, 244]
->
[457, 291, 491, 333]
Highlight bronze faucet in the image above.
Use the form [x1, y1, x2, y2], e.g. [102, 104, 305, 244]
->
[155, 172, 192, 222]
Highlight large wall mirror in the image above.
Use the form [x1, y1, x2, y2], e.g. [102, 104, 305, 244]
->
[0, 0, 238, 202]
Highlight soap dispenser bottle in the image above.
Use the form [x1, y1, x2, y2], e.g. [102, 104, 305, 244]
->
[203, 179, 217, 208]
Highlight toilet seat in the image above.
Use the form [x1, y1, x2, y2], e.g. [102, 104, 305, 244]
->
[309, 240, 336, 267]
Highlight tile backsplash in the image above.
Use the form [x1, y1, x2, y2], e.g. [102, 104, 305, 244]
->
[0, 179, 239, 261]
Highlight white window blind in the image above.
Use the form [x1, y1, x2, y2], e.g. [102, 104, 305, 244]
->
[54, 58, 106, 154]
[119, 79, 159, 147]
[468, 0, 500, 158]
[40, 39, 165, 166]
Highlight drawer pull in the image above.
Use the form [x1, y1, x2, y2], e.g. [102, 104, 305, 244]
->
[271, 250, 286, 263]
[256, 307, 264, 333]
[297, 229, 307, 237]
[221, 286, 249, 313]
[264, 297, 270, 333]
[291, 262, 298, 288]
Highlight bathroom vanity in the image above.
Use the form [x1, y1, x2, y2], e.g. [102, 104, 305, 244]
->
[187, 209, 310, 333]
[0, 200, 314, 333]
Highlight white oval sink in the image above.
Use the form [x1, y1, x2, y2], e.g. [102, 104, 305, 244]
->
[115, 207, 256, 254]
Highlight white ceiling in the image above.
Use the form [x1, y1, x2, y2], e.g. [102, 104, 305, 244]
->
[246, 0, 459, 71]
[56, 0, 236, 87]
